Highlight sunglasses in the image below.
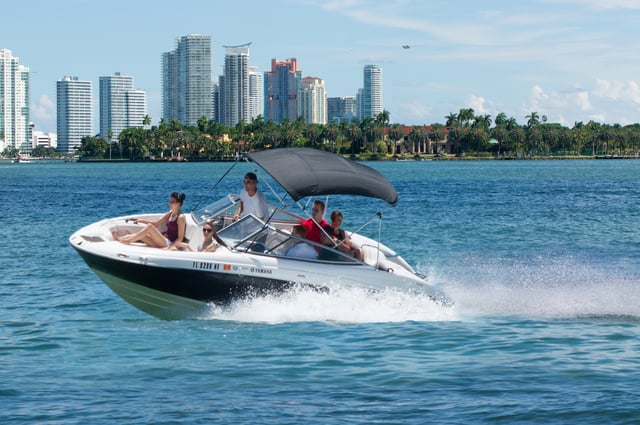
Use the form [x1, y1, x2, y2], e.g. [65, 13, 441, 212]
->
[203, 228, 213, 233]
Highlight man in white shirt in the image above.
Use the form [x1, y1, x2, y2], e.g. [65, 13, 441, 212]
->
[234, 172, 268, 220]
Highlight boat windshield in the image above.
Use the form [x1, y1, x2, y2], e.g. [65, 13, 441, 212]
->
[218, 214, 358, 263]
[191, 194, 240, 227]
[217, 214, 266, 243]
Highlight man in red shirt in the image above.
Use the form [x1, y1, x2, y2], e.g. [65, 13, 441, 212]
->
[301, 199, 328, 246]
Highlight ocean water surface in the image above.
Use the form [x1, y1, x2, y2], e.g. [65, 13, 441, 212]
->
[2, 159, 640, 424]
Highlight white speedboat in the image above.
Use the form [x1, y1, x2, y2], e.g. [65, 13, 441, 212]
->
[70, 148, 449, 319]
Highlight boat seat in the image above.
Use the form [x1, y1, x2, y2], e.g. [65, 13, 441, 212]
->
[361, 245, 396, 272]
[265, 231, 292, 254]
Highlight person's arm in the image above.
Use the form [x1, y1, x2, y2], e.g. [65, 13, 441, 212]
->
[136, 211, 170, 227]
[233, 201, 244, 220]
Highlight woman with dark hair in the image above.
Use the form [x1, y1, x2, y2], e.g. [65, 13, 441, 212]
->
[113, 192, 187, 249]
[329, 210, 363, 261]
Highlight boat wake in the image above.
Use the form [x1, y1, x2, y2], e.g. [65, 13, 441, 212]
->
[200, 285, 456, 324]
[424, 255, 640, 321]
[199, 255, 640, 324]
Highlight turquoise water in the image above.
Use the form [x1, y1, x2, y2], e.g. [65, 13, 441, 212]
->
[2, 159, 640, 424]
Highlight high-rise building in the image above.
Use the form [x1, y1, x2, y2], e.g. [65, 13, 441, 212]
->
[360, 64, 383, 119]
[327, 96, 357, 123]
[162, 34, 212, 126]
[297, 77, 327, 125]
[264, 58, 302, 124]
[223, 45, 250, 126]
[126, 90, 147, 129]
[57, 76, 92, 154]
[0, 49, 30, 154]
[248, 66, 263, 121]
[99, 72, 147, 141]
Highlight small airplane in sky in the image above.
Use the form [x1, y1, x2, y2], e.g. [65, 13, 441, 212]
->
[402, 45, 410, 49]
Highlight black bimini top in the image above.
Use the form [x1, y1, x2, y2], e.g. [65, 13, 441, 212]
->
[248, 148, 398, 205]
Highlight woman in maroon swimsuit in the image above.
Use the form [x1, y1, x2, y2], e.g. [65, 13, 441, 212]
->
[113, 192, 187, 249]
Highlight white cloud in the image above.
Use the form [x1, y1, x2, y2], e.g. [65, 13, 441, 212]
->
[541, 0, 640, 10]
[520, 80, 640, 125]
[396, 99, 432, 124]
[467, 94, 489, 115]
[31, 94, 55, 122]
[525, 85, 592, 114]
[593, 79, 640, 104]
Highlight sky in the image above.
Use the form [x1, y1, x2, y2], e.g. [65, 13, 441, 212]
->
[3, 0, 640, 134]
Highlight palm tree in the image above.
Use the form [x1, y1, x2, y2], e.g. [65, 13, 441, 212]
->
[389, 124, 405, 154]
[445, 112, 458, 127]
[143, 114, 152, 128]
[494, 112, 507, 127]
[428, 123, 445, 155]
[107, 130, 113, 160]
[525, 112, 540, 128]
[322, 123, 340, 152]
[408, 126, 427, 154]
[458, 108, 475, 127]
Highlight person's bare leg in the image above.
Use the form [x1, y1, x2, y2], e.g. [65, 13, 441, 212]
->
[113, 224, 167, 248]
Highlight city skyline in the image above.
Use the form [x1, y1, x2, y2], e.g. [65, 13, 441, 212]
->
[2, 0, 640, 135]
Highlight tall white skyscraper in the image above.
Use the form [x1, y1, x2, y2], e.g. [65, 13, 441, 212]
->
[360, 64, 383, 119]
[248, 66, 263, 121]
[162, 34, 212, 126]
[223, 45, 250, 126]
[0, 49, 30, 153]
[126, 90, 147, 129]
[57, 76, 92, 154]
[99, 72, 147, 141]
[298, 77, 327, 124]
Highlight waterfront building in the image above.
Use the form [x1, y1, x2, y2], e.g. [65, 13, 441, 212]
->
[0, 49, 30, 154]
[360, 64, 383, 119]
[32, 130, 57, 150]
[56, 76, 92, 154]
[327, 96, 356, 124]
[99, 72, 147, 141]
[162, 34, 212, 126]
[297, 77, 327, 125]
[222, 45, 250, 126]
[248, 66, 264, 121]
[264, 58, 302, 124]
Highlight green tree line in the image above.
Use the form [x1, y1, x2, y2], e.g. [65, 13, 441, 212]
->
[75, 109, 640, 160]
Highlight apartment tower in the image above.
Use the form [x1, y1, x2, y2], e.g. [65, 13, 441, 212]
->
[162, 34, 212, 126]
[99, 72, 147, 141]
[360, 64, 382, 119]
[222, 45, 250, 126]
[56, 76, 92, 154]
[0, 49, 30, 153]
[264, 58, 302, 124]
[297, 77, 327, 124]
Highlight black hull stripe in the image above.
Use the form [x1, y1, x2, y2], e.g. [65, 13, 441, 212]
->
[75, 248, 300, 304]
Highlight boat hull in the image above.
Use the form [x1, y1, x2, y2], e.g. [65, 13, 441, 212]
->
[74, 247, 312, 320]
[70, 210, 447, 320]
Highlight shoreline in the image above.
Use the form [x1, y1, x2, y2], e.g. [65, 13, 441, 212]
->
[5, 154, 639, 163]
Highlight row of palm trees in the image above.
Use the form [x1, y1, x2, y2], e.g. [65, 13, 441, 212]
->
[444, 109, 640, 157]
[75, 109, 640, 160]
